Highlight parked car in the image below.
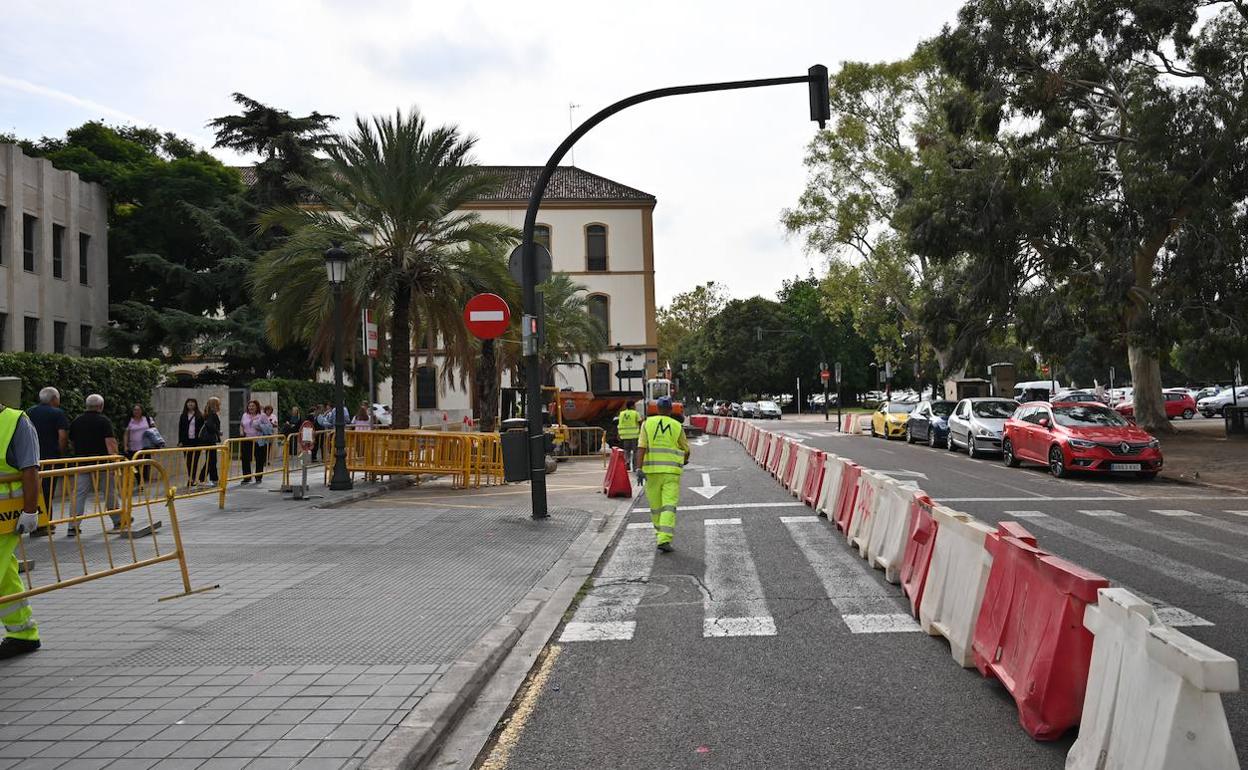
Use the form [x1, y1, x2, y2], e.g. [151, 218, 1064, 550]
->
[1054, 390, 1105, 404]
[1198, 387, 1248, 418]
[1192, 386, 1222, 404]
[947, 398, 1017, 457]
[757, 400, 782, 419]
[1115, 390, 1197, 420]
[729, 402, 742, 417]
[740, 401, 759, 418]
[905, 400, 956, 447]
[871, 401, 916, 439]
[1013, 380, 1066, 402]
[1003, 401, 1162, 479]
[713, 400, 730, 416]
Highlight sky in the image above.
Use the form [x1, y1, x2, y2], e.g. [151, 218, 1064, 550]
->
[0, 0, 966, 306]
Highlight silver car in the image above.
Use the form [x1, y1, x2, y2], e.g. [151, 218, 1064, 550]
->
[947, 398, 1018, 458]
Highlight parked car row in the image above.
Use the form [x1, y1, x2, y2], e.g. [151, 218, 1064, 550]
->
[871, 396, 1163, 480]
[704, 399, 783, 419]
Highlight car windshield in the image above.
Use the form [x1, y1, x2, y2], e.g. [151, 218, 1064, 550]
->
[1053, 405, 1129, 427]
[758, 401, 778, 409]
[930, 401, 955, 417]
[972, 401, 1016, 419]
[886, 403, 915, 414]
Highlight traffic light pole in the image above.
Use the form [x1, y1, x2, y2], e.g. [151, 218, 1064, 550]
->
[521, 66, 831, 520]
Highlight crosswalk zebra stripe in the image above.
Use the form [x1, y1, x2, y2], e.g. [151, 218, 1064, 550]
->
[1151, 509, 1199, 517]
[1003, 510, 1049, 519]
[1161, 510, 1248, 540]
[1022, 515, 1248, 611]
[703, 518, 776, 637]
[1096, 512, 1248, 568]
[559, 525, 657, 643]
[781, 516, 921, 634]
[1078, 509, 1127, 517]
[1228, 511, 1248, 517]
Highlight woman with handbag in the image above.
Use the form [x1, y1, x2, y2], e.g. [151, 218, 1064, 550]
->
[198, 397, 223, 485]
[177, 399, 204, 488]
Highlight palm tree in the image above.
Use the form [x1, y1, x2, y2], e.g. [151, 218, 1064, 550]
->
[495, 274, 608, 388]
[251, 109, 517, 427]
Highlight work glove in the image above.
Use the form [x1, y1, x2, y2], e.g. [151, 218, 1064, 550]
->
[635, 469, 646, 485]
[15, 511, 39, 536]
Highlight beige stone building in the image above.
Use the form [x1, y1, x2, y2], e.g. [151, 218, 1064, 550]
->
[0, 144, 109, 354]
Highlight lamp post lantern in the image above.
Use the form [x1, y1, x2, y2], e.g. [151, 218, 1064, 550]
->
[325, 243, 353, 491]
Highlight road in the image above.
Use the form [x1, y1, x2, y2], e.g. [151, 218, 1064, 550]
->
[476, 423, 1247, 768]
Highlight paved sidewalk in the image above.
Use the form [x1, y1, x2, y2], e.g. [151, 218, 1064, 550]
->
[0, 467, 613, 769]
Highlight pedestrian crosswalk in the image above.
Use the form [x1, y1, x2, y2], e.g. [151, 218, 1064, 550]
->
[560, 500, 1248, 644]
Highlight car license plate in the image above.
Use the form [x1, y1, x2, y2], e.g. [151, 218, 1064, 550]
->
[1110, 463, 1142, 472]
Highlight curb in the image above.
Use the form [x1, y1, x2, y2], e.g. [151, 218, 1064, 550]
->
[362, 492, 639, 770]
[313, 478, 414, 509]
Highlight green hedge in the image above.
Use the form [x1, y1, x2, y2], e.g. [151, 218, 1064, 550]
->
[251, 378, 367, 416]
[0, 352, 166, 434]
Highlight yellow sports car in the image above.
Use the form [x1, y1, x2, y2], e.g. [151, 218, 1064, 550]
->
[871, 401, 916, 439]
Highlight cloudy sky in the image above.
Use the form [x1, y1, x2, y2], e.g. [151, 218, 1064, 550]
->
[1, 0, 964, 305]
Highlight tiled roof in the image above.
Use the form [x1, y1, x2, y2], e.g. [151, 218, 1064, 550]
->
[230, 164, 654, 203]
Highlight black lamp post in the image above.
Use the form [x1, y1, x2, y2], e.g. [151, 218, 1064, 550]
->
[325, 243, 353, 491]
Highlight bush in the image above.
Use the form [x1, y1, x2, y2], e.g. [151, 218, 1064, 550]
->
[250, 378, 366, 417]
[0, 352, 166, 435]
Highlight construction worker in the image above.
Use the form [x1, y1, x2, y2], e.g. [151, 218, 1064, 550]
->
[636, 397, 689, 553]
[615, 400, 642, 471]
[0, 401, 43, 659]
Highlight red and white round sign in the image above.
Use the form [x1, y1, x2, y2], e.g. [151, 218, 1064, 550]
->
[464, 293, 511, 340]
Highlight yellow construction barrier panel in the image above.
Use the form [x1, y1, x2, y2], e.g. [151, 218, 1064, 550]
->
[318, 429, 505, 489]
[133, 445, 229, 508]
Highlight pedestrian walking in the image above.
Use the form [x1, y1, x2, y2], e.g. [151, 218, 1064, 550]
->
[636, 396, 690, 552]
[0, 399, 44, 659]
[197, 397, 223, 485]
[25, 387, 68, 534]
[122, 404, 161, 490]
[239, 400, 270, 484]
[615, 400, 641, 471]
[177, 399, 204, 488]
[67, 394, 119, 534]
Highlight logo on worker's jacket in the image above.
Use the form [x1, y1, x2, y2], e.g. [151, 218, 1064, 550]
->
[654, 421, 673, 437]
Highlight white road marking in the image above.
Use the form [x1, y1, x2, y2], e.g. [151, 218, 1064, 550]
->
[1228, 511, 1248, 517]
[677, 502, 808, 511]
[781, 516, 922, 634]
[702, 518, 776, 637]
[1003, 510, 1049, 519]
[879, 470, 929, 480]
[687, 472, 726, 500]
[1151, 509, 1199, 517]
[1079, 509, 1127, 517]
[559, 525, 657, 643]
[1097, 513, 1248, 568]
[938, 495, 1248, 503]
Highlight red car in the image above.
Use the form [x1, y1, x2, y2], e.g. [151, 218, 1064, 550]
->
[1114, 390, 1197, 420]
[1002, 401, 1162, 479]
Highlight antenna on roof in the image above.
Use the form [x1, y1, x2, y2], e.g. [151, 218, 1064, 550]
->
[568, 103, 581, 167]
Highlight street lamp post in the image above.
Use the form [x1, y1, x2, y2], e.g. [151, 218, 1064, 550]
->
[325, 243, 353, 492]
[518, 66, 831, 520]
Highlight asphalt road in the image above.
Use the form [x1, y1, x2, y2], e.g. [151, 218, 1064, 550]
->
[472, 424, 1248, 769]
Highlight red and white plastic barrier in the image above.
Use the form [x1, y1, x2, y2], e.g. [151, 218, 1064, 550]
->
[847, 470, 886, 554]
[917, 506, 996, 667]
[863, 482, 917, 584]
[801, 451, 826, 507]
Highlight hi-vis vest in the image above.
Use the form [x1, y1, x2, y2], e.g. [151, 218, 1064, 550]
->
[641, 416, 685, 476]
[617, 409, 641, 440]
[0, 407, 27, 533]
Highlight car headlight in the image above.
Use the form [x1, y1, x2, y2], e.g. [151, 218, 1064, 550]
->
[1068, 438, 1097, 450]
[976, 427, 999, 438]
[1147, 438, 1160, 448]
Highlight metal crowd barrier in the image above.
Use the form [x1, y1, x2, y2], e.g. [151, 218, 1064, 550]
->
[133, 445, 229, 509]
[547, 426, 608, 460]
[225, 434, 288, 488]
[319, 429, 505, 489]
[4, 459, 217, 604]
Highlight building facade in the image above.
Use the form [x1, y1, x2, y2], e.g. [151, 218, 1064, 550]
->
[378, 166, 660, 422]
[0, 144, 109, 355]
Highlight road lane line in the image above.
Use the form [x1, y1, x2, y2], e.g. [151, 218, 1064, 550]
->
[781, 515, 922, 634]
[938, 495, 1248, 502]
[702, 518, 776, 637]
[559, 524, 657, 643]
[1226, 511, 1248, 517]
[1022, 515, 1248, 610]
[676, 502, 808, 511]
[1151, 509, 1200, 517]
[1078, 509, 1127, 517]
[1003, 510, 1049, 519]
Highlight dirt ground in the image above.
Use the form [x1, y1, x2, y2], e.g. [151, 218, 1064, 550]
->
[1159, 417, 1248, 492]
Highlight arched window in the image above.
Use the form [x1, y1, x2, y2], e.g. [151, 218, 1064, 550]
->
[589, 361, 611, 393]
[586, 294, 609, 342]
[585, 224, 608, 271]
[534, 224, 552, 253]
[415, 365, 438, 410]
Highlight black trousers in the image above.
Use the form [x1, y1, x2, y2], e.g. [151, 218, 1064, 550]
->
[241, 441, 268, 481]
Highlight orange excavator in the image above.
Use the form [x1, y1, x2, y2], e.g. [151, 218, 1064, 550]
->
[544, 363, 686, 442]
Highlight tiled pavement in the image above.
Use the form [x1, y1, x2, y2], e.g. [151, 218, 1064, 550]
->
[1, 479, 596, 769]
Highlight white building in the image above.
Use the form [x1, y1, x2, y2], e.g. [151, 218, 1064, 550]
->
[378, 166, 660, 423]
[0, 144, 109, 354]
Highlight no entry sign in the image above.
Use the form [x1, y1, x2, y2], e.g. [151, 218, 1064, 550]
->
[464, 293, 511, 340]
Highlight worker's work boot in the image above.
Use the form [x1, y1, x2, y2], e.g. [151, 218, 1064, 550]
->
[0, 637, 41, 660]
[657, 542, 673, 553]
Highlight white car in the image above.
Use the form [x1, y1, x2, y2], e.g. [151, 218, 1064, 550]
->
[371, 403, 393, 426]
[757, 400, 782, 419]
[1198, 387, 1248, 418]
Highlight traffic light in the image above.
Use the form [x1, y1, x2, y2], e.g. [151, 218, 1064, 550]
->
[808, 64, 830, 129]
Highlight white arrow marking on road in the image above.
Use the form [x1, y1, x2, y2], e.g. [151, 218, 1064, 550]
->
[691, 436, 710, 447]
[879, 470, 928, 480]
[688, 472, 726, 499]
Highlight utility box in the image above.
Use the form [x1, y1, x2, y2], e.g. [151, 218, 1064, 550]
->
[989, 363, 1017, 399]
[501, 419, 530, 482]
[0, 377, 21, 408]
[945, 378, 992, 401]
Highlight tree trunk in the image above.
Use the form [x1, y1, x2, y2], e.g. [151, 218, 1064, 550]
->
[1126, 343, 1173, 434]
[391, 285, 412, 429]
[476, 338, 498, 432]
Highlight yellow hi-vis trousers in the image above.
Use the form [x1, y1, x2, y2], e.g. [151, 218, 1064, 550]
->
[645, 473, 681, 546]
[0, 533, 38, 641]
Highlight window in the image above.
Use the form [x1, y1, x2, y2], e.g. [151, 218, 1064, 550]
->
[589, 361, 611, 393]
[415, 365, 438, 409]
[80, 325, 92, 351]
[22, 214, 37, 272]
[586, 294, 609, 341]
[0, 205, 5, 264]
[0, 314, 6, 351]
[53, 321, 67, 354]
[586, 224, 608, 271]
[534, 224, 552, 253]
[23, 317, 38, 352]
[52, 225, 65, 279]
[78, 233, 90, 284]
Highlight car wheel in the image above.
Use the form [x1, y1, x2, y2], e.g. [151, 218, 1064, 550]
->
[906, 426, 915, 444]
[928, 429, 938, 448]
[1138, 471, 1159, 480]
[1003, 439, 1020, 467]
[947, 432, 958, 452]
[1182, 409, 1194, 420]
[1048, 445, 1068, 479]
[968, 437, 979, 459]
